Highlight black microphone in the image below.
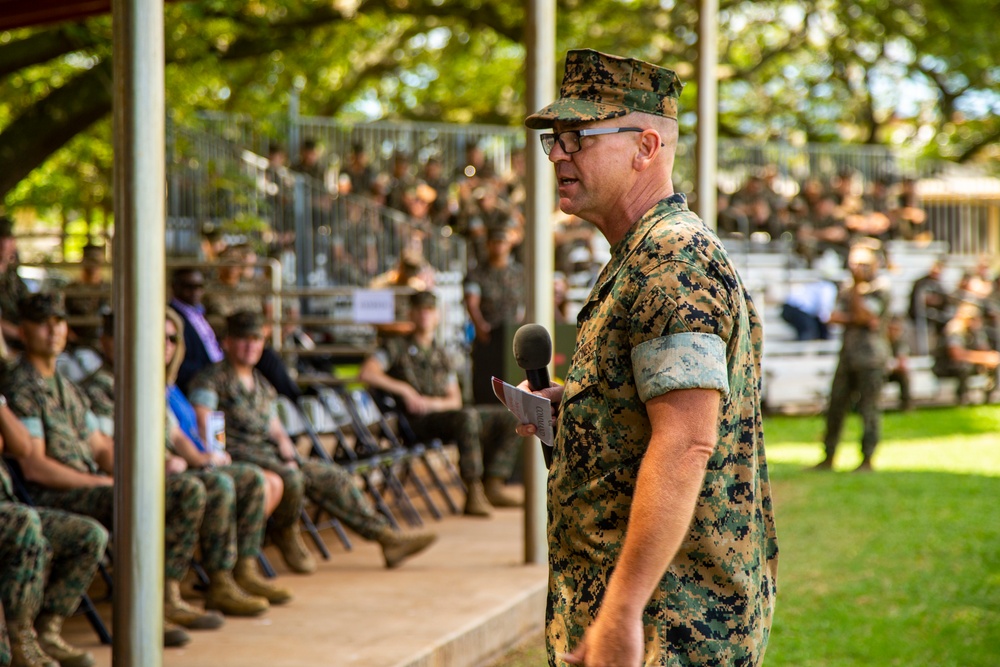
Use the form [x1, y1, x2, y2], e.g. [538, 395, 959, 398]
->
[513, 323, 552, 391]
[513, 323, 553, 469]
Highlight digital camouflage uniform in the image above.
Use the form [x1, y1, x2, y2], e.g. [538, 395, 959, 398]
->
[166, 407, 269, 568]
[188, 360, 392, 540]
[83, 360, 269, 571]
[822, 279, 891, 461]
[546, 195, 778, 667]
[0, 264, 28, 327]
[372, 335, 521, 481]
[933, 316, 998, 402]
[0, 461, 107, 667]
[1, 356, 205, 582]
[464, 260, 525, 404]
[79, 364, 114, 436]
[182, 465, 266, 571]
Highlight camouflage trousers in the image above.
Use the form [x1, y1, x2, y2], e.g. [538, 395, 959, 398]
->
[409, 406, 522, 481]
[0, 503, 107, 627]
[823, 361, 885, 460]
[33, 475, 205, 581]
[408, 407, 483, 481]
[185, 462, 266, 573]
[476, 405, 523, 481]
[229, 444, 390, 541]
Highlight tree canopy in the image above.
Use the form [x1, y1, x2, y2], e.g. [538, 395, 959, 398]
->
[1, 0, 998, 218]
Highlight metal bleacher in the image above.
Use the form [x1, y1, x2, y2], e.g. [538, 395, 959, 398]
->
[729, 238, 979, 413]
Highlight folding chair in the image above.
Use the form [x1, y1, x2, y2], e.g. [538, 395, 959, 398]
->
[337, 386, 450, 523]
[296, 392, 409, 529]
[314, 388, 426, 527]
[275, 395, 351, 553]
[2, 457, 112, 645]
[367, 389, 466, 516]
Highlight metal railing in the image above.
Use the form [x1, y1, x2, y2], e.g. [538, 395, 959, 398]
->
[190, 108, 1000, 259]
[194, 110, 523, 186]
[166, 123, 467, 285]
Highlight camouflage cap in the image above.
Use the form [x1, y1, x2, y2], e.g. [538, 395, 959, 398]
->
[226, 310, 264, 338]
[487, 225, 513, 242]
[81, 244, 105, 263]
[525, 49, 683, 130]
[19, 292, 67, 322]
[409, 290, 438, 309]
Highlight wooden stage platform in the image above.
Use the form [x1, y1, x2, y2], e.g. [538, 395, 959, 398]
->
[62, 502, 546, 667]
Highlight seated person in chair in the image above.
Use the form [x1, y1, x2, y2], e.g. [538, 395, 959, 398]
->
[933, 301, 1000, 404]
[359, 290, 523, 517]
[0, 390, 107, 667]
[79, 308, 291, 608]
[188, 310, 436, 569]
[1, 293, 248, 646]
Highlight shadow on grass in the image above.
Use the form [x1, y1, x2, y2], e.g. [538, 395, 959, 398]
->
[767, 463, 1000, 667]
[764, 404, 1000, 445]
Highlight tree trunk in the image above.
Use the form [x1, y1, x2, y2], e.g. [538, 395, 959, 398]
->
[0, 60, 112, 199]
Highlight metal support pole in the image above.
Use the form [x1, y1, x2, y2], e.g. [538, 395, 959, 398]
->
[696, 0, 719, 229]
[111, 0, 166, 665]
[289, 88, 301, 162]
[523, 0, 556, 565]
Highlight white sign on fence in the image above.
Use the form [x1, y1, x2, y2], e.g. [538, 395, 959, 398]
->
[351, 289, 395, 324]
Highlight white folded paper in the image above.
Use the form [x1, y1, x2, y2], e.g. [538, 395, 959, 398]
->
[491, 377, 554, 447]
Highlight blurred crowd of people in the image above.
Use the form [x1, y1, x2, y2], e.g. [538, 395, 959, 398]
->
[259, 138, 608, 313]
[0, 204, 532, 664]
[780, 247, 1000, 411]
[912, 256, 1000, 405]
[718, 166, 930, 267]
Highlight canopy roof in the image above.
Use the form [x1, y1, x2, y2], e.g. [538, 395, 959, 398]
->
[0, 0, 114, 30]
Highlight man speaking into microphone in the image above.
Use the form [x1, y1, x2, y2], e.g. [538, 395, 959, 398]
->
[518, 50, 778, 667]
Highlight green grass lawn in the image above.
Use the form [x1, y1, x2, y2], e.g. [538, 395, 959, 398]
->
[491, 405, 1000, 666]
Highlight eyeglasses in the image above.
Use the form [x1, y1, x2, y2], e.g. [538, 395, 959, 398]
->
[539, 127, 644, 155]
[165, 334, 178, 344]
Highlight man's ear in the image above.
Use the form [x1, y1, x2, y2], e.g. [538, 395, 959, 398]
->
[632, 130, 662, 172]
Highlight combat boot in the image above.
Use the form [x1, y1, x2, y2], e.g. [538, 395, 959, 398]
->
[483, 476, 523, 508]
[34, 614, 95, 667]
[164, 578, 224, 630]
[163, 621, 190, 648]
[271, 526, 317, 574]
[377, 528, 437, 569]
[234, 557, 293, 605]
[8, 620, 57, 667]
[204, 570, 269, 617]
[463, 479, 492, 517]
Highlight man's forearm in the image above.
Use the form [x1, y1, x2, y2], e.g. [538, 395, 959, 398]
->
[360, 365, 412, 400]
[0, 407, 33, 458]
[24, 458, 111, 490]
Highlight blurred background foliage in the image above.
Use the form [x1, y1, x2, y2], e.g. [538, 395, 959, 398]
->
[1, 0, 998, 222]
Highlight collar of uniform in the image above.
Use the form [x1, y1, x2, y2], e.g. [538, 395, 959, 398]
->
[221, 358, 262, 394]
[15, 355, 57, 394]
[9, 357, 66, 416]
[585, 193, 689, 305]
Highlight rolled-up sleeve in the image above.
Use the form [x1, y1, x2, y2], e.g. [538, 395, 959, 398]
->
[22, 416, 44, 439]
[632, 332, 729, 402]
[188, 388, 219, 411]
